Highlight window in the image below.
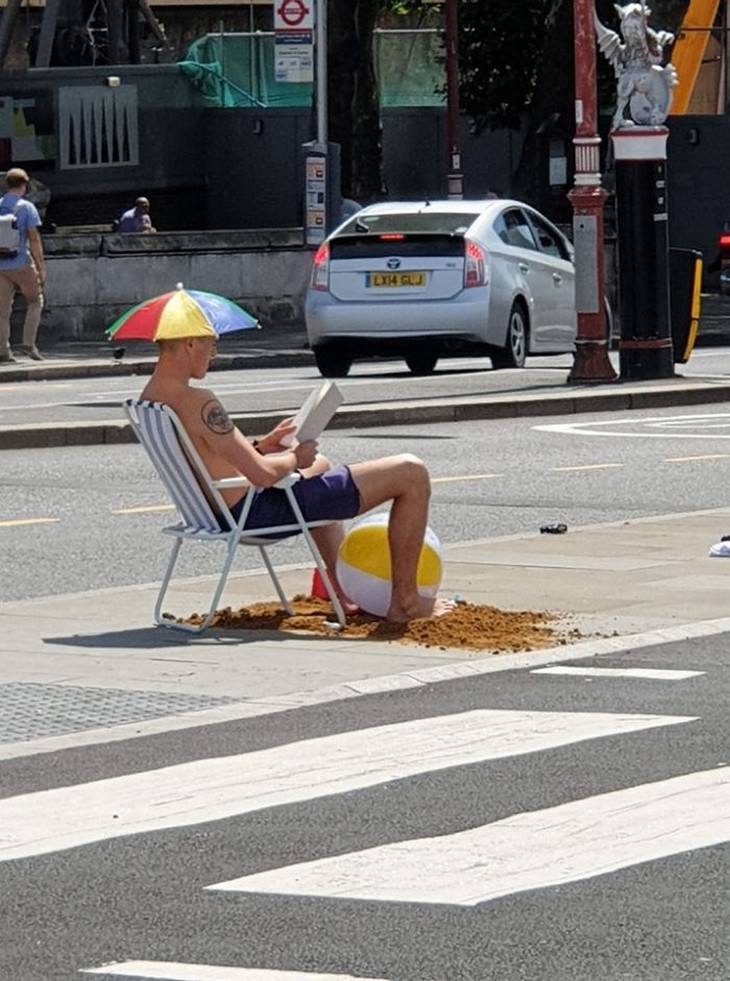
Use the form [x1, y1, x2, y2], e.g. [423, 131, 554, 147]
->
[59, 85, 139, 170]
[494, 209, 537, 250]
[341, 211, 481, 236]
[528, 212, 570, 260]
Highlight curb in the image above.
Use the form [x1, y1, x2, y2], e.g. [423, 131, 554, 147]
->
[0, 350, 313, 384]
[3, 610, 728, 761]
[3, 379, 730, 450]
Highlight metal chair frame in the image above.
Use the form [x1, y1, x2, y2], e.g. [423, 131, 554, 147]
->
[124, 399, 346, 634]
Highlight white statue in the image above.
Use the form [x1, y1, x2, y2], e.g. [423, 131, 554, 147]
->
[594, 3, 678, 128]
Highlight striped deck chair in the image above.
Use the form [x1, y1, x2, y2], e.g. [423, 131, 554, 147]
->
[124, 399, 346, 634]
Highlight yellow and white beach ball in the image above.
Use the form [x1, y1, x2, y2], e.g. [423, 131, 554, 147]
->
[336, 512, 443, 618]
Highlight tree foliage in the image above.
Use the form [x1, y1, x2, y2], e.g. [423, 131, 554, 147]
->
[459, 0, 691, 133]
[328, 0, 427, 200]
[328, 0, 692, 203]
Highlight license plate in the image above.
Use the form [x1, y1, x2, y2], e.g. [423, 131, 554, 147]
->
[367, 271, 426, 288]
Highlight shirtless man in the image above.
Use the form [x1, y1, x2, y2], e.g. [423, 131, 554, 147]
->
[140, 334, 453, 622]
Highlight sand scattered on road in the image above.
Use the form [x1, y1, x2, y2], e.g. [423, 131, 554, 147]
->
[178, 598, 580, 653]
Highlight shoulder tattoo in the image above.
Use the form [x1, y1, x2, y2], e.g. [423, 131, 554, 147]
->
[201, 398, 234, 435]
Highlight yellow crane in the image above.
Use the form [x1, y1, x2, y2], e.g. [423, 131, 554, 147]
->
[671, 0, 723, 114]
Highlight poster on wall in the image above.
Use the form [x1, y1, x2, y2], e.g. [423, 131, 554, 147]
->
[0, 92, 56, 170]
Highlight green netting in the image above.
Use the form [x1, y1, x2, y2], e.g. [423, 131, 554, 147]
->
[179, 31, 445, 109]
[376, 29, 445, 108]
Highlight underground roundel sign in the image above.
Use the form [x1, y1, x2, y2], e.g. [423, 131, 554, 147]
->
[275, 0, 313, 29]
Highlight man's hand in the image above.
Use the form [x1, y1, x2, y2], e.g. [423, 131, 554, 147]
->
[293, 440, 318, 470]
[36, 265, 46, 286]
[258, 417, 297, 454]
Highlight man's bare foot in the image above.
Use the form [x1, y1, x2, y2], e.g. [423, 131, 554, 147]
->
[386, 594, 456, 623]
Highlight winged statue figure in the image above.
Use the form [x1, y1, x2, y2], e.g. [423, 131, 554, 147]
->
[594, 3, 678, 128]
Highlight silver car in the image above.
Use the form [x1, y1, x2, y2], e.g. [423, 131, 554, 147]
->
[305, 199, 577, 377]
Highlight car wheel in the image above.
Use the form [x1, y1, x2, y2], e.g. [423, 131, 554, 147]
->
[491, 302, 528, 369]
[405, 352, 438, 375]
[313, 344, 353, 378]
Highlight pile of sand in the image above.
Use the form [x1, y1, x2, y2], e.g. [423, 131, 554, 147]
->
[179, 597, 580, 653]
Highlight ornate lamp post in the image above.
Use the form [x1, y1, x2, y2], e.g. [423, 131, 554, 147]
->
[568, 0, 617, 383]
[595, 2, 678, 380]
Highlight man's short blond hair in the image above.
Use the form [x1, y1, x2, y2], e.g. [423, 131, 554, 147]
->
[5, 168, 30, 190]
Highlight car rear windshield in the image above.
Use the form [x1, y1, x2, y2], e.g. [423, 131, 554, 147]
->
[339, 212, 481, 236]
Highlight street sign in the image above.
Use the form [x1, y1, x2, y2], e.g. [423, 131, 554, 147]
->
[274, 0, 314, 83]
[305, 154, 326, 245]
[275, 0, 312, 29]
[274, 0, 314, 82]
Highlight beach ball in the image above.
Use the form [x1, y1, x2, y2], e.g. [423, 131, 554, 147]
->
[336, 512, 443, 617]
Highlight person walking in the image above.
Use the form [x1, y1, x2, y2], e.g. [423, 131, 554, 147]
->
[0, 167, 45, 363]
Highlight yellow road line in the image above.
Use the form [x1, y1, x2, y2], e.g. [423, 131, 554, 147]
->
[432, 473, 503, 485]
[112, 505, 176, 515]
[551, 463, 623, 473]
[664, 454, 730, 463]
[0, 517, 59, 528]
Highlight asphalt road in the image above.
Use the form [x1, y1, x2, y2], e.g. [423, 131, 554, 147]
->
[2, 347, 730, 428]
[1, 635, 727, 981]
[4, 403, 730, 601]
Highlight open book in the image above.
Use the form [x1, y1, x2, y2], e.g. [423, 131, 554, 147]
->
[281, 381, 344, 447]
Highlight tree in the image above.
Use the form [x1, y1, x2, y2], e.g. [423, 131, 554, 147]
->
[328, 0, 691, 205]
[458, 0, 691, 208]
[328, 0, 426, 201]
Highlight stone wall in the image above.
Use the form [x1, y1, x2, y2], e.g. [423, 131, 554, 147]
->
[42, 228, 311, 340]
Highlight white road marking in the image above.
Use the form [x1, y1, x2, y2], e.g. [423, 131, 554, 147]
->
[211, 767, 730, 907]
[0, 710, 692, 862]
[535, 412, 730, 440]
[81, 963, 392, 980]
[550, 463, 623, 472]
[664, 454, 730, 463]
[532, 666, 704, 681]
[0, 517, 59, 528]
[0, 363, 486, 413]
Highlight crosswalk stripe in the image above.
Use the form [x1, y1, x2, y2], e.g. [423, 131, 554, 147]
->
[532, 666, 704, 681]
[0, 709, 693, 863]
[81, 962, 393, 980]
[210, 766, 730, 907]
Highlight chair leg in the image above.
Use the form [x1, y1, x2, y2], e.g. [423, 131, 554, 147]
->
[154, 539, 184, 629]
[155, 538, 238, 635]
[259, 545, 294, 615]
[283, 492, 347, 628]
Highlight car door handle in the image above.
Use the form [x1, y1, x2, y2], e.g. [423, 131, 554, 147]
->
[552, 273, 562, 284]
[519, 263, 529, 274]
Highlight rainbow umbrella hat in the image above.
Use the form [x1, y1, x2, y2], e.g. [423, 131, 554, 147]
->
[106, 284, 259, 341]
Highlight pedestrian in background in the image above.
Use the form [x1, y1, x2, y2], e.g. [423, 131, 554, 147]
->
[0, 167, 45, 363]
[118, 196, 156, 234]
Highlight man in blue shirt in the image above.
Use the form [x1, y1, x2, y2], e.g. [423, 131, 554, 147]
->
[0, 167, 45, 363]
[118, 196, 156, 234]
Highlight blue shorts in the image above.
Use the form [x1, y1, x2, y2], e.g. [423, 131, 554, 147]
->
[226, 464, 361, 537]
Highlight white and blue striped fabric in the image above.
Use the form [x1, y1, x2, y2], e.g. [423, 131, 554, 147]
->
[125, 400, 221, 535]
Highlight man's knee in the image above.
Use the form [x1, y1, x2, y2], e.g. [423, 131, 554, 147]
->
[395, 453, 430, 491]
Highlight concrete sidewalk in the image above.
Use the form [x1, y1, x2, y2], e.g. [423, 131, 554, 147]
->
[0, 330, 311, 384]
[5, 360, 730, 450]
[3, 507, 730, 758]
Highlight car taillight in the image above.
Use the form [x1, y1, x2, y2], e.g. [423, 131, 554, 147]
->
[720, 234, 730, 249]
[464, 239, 487, 288]
[311, 242, 330, 290]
